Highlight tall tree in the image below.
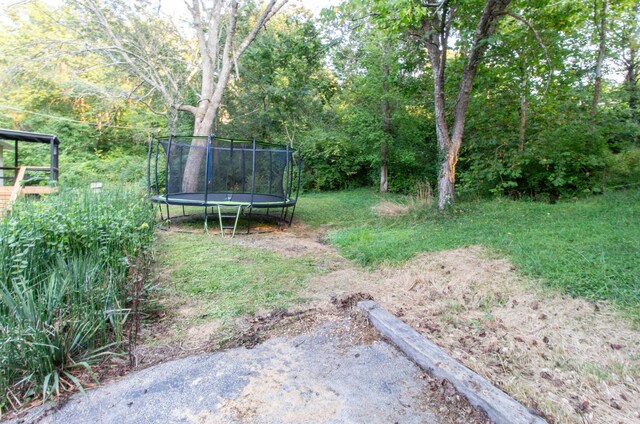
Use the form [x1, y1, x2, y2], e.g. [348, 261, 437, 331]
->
[370, 0, 512, 209]
[69, 0, 287, 191]
[591, 0, 608, 117]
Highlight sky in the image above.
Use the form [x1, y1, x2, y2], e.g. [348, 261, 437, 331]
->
[158, 0, 336, 19]
[0, 0, 337, 17]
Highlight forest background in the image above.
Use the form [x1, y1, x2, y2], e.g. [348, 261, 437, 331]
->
[0, 0, 638, 202]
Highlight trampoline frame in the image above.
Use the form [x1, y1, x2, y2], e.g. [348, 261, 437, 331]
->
[147, 134, 301, 236]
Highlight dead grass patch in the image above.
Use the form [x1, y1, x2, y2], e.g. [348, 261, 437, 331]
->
[305, 245, 640, 424]
[371, 200, 410, 217]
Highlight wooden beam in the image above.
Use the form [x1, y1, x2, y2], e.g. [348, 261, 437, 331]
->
[9, 166, 26, 206]
[358, 300, 547, 424]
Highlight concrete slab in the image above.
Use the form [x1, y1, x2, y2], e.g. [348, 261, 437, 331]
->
[13, 319, 442, 424]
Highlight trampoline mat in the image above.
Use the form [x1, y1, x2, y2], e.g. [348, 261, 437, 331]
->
[151, 192, 296, 208]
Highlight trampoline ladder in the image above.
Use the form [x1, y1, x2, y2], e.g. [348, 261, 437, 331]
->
[216, 205, 242, 238]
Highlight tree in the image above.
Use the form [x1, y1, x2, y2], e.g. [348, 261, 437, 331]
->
[591, 0, 608, 117]
[368, 0, 513, 209]
[611, 0, 639, 117]
[69, 0, 287, 191]
[221, 8, 327, 143]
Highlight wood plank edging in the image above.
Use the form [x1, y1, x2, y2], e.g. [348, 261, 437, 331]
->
[358, 300, 547, 424]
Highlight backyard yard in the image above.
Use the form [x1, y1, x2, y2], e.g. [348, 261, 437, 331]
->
[138, 188, 640, 424]
[3, 0, 640, 422]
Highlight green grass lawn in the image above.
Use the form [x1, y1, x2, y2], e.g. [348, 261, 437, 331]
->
[295, 188, 411, 227]
[299, 188, 640, 317]
[156, 232, 317, 318]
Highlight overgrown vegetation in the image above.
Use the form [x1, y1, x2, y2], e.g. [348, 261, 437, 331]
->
[2, 1, 638, 199]
[0, 189, 154, 413]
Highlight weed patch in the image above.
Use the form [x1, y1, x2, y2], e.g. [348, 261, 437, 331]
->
[0, 188, 155, 413]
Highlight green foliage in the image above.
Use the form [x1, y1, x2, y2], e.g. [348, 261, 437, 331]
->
[0, 188, 155, 412]
[222, 10, 326, 139]
[605, 147, 640, 187]
[297, 127, 369, 190]
[62, 147, 149, 188]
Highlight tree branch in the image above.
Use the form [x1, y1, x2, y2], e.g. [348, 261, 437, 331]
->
[503, 11, 552, 94]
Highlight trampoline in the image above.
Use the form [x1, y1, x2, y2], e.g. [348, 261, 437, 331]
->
[148, 135, 301, 236]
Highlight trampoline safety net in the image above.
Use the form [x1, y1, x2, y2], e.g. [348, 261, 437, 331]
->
[147, 135, 301, 233]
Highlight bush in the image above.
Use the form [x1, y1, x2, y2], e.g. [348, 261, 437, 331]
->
[604, 147, 640, 189]
[0, 188, 154, 413]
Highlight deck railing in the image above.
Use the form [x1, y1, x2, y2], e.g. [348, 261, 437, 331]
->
[0, 166, 58, 215]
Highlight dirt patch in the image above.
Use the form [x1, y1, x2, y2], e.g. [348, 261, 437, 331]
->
[332, 292, 375, 310]
[303, 245, 640, 424]
[231, 230, 337, 257]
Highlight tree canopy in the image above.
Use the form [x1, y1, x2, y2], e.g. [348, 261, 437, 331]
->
[0, 0, 638, 201]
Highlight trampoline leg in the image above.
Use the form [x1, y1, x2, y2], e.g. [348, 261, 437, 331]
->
[247, 207, 253, 235]
[204, 205, 209, 233]
[158, 203, 164, 221]
[232, 206, 241, 238]
[288, 204, 297, 227]
[217, 205, 224, 237]
[182, 205, 186, 217]
[166, 203, 171, 227]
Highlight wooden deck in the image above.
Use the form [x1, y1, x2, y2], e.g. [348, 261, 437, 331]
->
[0, 166, 57, 217]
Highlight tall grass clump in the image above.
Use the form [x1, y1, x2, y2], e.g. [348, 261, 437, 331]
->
[0, 188, 154, 414]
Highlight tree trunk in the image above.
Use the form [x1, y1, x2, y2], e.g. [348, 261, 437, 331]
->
[380, 144, 388, 193]
[629, 47, 638, 113]
[437, 151, 456, 209]
[591, 0, 607, 117]
[422, 0, 512, 210]
[519, 63, 528, 152]
[180, 112, 215, 193]
[380, 41, 391, 193]
[626, 1, 639, 117]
